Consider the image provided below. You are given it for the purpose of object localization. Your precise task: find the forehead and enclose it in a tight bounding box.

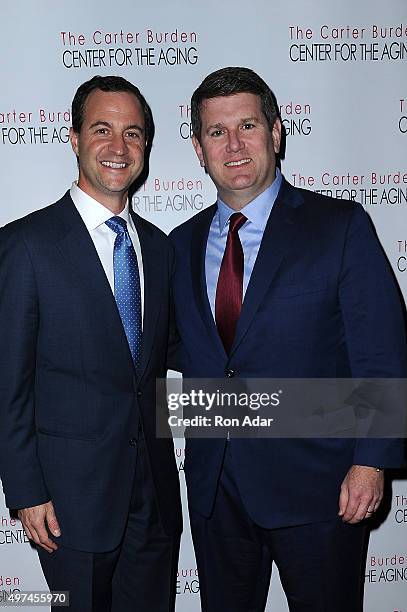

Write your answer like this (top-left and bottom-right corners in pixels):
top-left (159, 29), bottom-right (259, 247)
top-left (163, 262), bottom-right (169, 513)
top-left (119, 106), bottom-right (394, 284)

top-left (82, 89), bottom-right (144, 125)
top-left (200, 92), bottom-right (263, 125)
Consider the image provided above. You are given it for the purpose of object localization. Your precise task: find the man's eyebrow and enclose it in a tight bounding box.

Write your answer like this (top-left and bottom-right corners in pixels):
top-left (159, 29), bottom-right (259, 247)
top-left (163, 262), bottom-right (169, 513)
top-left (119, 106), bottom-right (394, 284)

top-left (124, 123), bottom-right (145, 133)
top-left (88, 120), bottom-right (111, 130)
top-left (206, 122), bottom-right (224, 132)
top-left (88, 120), bottom-right (144, 133)
top-left (205, 117), bottom-right (261, 132)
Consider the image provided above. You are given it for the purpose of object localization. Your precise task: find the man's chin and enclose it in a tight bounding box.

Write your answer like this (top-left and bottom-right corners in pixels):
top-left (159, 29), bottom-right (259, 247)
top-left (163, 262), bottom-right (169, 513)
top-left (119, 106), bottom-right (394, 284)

top-left (225, 180), bottom-right (256, 196)
top-left (98, 178), bottom-right (134, 196)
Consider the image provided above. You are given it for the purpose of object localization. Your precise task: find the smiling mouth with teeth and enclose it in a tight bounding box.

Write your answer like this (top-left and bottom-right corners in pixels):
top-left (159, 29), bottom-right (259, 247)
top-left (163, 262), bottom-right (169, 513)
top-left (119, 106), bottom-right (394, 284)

top-left (101, 161), bottom-right (128, 169)
top-left (224, 158), bottom-right (251, 167)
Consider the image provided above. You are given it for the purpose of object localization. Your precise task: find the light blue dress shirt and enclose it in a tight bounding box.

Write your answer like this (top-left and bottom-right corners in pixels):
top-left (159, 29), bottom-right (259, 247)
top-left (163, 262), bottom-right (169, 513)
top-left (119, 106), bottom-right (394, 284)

top-left (205, 169), bottom-right (283, 318)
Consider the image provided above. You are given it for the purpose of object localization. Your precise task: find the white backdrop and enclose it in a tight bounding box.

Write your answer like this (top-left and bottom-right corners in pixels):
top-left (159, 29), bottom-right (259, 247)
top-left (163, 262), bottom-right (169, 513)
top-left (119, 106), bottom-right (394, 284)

top-left (1, 1), bottom-right (406, 610)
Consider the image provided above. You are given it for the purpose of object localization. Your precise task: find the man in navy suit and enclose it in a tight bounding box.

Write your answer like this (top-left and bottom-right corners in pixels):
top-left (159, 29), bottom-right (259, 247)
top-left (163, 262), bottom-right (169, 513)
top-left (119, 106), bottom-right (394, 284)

top-left (0, 75), bottom-right (181, 612)
top-left (170, 67), bottom-right (406, 611)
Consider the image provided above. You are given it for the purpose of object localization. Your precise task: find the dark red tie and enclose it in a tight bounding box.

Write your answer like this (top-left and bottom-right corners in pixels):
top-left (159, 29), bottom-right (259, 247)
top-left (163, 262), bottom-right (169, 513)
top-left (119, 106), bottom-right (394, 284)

top-left (215, 212), bottom-right (247, 354)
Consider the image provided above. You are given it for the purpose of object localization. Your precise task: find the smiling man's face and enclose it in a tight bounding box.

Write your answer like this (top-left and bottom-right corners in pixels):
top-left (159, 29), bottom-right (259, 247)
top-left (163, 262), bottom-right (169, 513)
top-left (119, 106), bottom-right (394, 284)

top-left (192, 92), bottom-right (281, 210)
top-left (70, 89), bottom-right (146, 212)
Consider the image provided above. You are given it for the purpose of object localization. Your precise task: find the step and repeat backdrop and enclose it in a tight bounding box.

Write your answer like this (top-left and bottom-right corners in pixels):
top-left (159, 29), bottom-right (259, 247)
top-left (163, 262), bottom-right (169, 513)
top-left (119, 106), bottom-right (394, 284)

top-left (1, 1), bottom-right (406, 610)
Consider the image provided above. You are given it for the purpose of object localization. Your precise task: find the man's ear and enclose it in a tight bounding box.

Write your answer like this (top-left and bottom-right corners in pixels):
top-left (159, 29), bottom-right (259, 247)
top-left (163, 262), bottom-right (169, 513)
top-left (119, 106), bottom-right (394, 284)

top-left (272, 118), bottom-right (282, 154)
top-left (192, 134), bottom-right (205, 167)
top-left (69, 127), bottom-right (79, 156)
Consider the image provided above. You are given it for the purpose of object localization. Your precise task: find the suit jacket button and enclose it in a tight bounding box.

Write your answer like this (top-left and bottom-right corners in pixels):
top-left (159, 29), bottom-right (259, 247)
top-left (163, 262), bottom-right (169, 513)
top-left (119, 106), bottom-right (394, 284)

top-left (137, 391), bottom-right (142, 398)
top-left (129, 438), bottom-right (138, 447)
top-left (225, 369), bottom-right (235, 378)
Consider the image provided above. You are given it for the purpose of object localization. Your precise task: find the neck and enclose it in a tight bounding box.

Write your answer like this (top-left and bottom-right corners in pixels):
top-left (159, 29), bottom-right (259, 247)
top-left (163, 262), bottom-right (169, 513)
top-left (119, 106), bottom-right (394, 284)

top-left (101, 198), bottom-right (127, 215)
top-left (219, 175), bottom-right (276, 211)
top-left (220, 188), bottom-right (265, 211)
top-left (77, 181), bottom-right (128, 214)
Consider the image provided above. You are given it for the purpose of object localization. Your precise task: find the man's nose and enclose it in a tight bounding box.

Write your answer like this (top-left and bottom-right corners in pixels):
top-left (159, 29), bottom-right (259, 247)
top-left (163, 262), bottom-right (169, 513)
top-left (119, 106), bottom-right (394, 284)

top-left (109, 133), bottom-right (127, 155)
top-left (226, 130), bottom-right (244, 153)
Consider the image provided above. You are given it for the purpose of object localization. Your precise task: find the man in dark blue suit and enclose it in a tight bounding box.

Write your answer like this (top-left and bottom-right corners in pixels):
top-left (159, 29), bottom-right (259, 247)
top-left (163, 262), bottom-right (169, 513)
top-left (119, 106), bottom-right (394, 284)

top-left (170, 67), bottom-right (406, 611)
top-left (0, 75), bottom-right (181, 611)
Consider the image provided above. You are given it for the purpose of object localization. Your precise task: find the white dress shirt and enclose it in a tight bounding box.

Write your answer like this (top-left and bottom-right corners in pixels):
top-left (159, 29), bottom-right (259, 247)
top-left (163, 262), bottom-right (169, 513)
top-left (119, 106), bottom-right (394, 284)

top-left (70, 182), bottom-right (144, 325)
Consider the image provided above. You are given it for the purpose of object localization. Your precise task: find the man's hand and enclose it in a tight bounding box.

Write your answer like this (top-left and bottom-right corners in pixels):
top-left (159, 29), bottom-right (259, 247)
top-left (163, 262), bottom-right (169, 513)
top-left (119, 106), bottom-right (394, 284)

top-left (338, 465), bottom-right (384, 524)
top-left (18, 501), bottom-right (61, 553)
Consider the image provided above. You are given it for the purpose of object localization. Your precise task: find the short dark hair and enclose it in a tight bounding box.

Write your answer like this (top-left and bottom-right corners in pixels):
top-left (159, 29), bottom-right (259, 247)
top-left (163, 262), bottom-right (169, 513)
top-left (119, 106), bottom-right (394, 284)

top-left (191, 66), bottom-right (279, 142)
top-left (71, 75), bottom-right (153, 144)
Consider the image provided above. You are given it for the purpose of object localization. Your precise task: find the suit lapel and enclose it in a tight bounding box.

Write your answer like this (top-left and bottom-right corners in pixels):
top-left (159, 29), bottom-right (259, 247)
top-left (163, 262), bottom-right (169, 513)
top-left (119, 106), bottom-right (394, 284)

top-left (131, 211), bottom-right (162, 380)
top-left (54, 193), bottom-right (135, 371)
top-left (230, 180), bottom-right (304, 356)
top-left (191, 204), bottom-right (227, 358)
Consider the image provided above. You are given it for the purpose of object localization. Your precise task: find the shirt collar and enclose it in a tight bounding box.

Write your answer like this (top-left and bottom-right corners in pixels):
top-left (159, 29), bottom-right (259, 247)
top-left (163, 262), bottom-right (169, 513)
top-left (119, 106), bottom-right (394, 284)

top-left (70, 182), bottom-right (133, 231)
top-left (216, 168), bottom-right (283, 235)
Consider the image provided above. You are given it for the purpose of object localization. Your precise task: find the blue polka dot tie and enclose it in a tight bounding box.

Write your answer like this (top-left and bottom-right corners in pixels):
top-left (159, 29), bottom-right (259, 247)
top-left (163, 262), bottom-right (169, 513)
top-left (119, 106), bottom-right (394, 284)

top-left (105, 216), bottom-right (142, 367)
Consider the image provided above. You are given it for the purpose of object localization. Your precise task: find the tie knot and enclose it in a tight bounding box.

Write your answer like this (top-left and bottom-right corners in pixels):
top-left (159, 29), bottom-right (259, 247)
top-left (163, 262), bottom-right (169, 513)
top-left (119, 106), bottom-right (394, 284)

top-left (105, 216), bottom-right (128, 235)
top-left (228, 212), bottom-right (247, 234)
